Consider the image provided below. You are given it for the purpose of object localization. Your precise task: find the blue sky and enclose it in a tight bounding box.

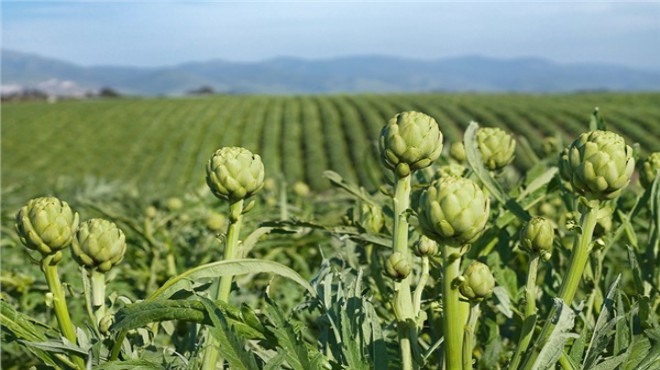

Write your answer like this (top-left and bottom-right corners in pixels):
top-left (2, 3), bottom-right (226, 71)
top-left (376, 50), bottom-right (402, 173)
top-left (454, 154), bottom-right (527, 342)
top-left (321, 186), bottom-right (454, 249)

top-left (2, 1), bottom-right (660, 70)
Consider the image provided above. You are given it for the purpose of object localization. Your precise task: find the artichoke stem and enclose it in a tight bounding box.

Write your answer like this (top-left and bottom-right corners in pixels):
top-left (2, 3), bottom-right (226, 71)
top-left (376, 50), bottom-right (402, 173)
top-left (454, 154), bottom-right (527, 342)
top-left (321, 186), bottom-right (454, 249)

top-left (413, 256), bottom-right (430, 318)
top-left (462, 303), bottom-right (480, 370)
top-left (42, 255), bottom-right (86, 370)
top-left (90, 269), bottom-right (107, 328)
top-left (391, 174), bottom-right (417, 370)
top-left (521, 203), bottom-right (599, 370)
top-left (443, 244), bottom-right (469, 370)
top-left (509, 254), bottom-right (540, 370)
top-left (203, 198), bottom-right (244, 370)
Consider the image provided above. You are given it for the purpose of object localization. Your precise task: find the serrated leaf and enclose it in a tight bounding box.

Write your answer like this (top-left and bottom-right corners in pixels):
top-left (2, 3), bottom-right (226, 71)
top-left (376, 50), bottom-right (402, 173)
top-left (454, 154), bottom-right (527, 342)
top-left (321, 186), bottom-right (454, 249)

top-left (492, 286), bottom-right (513, 319)
top-left (96, 359), bottom-right (164, 369)
top-left (532, 299), bottom-right (578, 370)
top-left (583, 275), bottom-right (622, 369)
top-left (589, 353), bottom-right (627, 370)
top-left (199, 296), bottom-right (260, 370)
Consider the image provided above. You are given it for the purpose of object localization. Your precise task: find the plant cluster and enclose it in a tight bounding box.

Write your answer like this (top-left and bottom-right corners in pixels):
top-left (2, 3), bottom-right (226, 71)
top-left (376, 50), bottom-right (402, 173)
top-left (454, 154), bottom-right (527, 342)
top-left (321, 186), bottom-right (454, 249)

top-left (2, 107), bottom-right (659, 370)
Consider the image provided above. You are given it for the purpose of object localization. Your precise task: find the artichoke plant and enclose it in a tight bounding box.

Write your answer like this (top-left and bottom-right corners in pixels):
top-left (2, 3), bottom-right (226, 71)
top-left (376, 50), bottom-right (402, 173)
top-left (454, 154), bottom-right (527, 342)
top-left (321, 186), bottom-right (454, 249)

top-left (476, 127), bottom-right (516, 170)
top-left (379, 111), bottom-right (443, 178)
top-left (418, 176), bottom-right (490, 245)
top-left (639, 152), bottom-right (660, 189)
top-left (459, 261), bottom-right (495, 301)
top-left (15, 197), bottom-right (79, 257)
top-left (206, 147), bottom-right (265, 202)
top-left (520, 217), bottom-right (554, 256)
top-left (72, 219), bottom-right (127, 272)
top-left (561, 130), bottom-right (635, 200)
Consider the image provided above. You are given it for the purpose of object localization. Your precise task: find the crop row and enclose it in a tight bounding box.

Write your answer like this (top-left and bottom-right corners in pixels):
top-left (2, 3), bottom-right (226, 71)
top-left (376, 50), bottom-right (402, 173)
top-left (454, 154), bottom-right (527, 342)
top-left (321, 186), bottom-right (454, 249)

top-left (3, 93), bottom-right (660, 198)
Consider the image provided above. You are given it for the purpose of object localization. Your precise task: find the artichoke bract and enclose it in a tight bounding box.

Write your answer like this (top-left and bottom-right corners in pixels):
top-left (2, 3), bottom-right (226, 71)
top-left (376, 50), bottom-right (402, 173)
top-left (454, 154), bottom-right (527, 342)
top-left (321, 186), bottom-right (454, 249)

top-left (562, 130), bottom-right (635, 200)
top-left (418, 177), bottom-right (490, 245)
top-left (476, 127), bottom-right (516, 170)
top-left (379, 111), bottom-right (443, 178)
top-left (520, 217), bottom-right (554, 255)
top-left (72, 219), bottom-right (127, 272)
top-left (206, 147), bottom-right (265, 202)
top-left (15, 197), bottom-right (79, 256)
top-left (639, 152), bottom-right (660, 189)
top-left (459, 261), bottom-right (495, 301)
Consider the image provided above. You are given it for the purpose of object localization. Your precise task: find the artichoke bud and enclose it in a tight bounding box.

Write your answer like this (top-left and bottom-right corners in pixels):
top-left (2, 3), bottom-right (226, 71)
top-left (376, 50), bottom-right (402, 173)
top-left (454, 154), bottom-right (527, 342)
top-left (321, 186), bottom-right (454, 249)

top-left (357, 203), bottom-right (384, 234)
top-left (436, 163), bottom-right (465, 180)
top-left (15, 197), bottom-right (79, 257)
top-left (206, 212), bottom-right (227, 232)
top-left (292, 181), bottom-right (310, 197)
top-left (565, 130), bottom-right (635, 200)
top-left (414, 235), bottom-right (438, 257)
top-left (639, 152), bottom-right (660, 189)
top-left (520, 217), bottom-right (555, 255)
top-left (542, 137), bottom-right (559, 157)
top-left (165, 197), bottom-right (183, 211)
top-left (449, 142), bottom-right (466, 162)
top-left (476, 127), bottom-right (516, 171)
top-left (385, 252), bottom-right (412, 281)
top-left (144, 206), bottom-right (157, 219)
top-left (459, 261), bottom-right (495, 301)
top-left (72, 219), bottom-right (127, 272)
top-left (206, 147), bottom-right (265, 202)
top-left (418, 177), bottom-right (490, 245)
top-left (379, 111), bottom-right (443, 178)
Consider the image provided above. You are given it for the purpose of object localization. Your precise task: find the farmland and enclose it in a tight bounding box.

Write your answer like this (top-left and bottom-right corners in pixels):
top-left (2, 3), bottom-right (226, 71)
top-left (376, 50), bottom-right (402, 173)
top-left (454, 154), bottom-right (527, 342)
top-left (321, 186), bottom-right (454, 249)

top-left (3, 93), bottom-right (660, 199)
top-left (1, 93), bottom-right (659, 370)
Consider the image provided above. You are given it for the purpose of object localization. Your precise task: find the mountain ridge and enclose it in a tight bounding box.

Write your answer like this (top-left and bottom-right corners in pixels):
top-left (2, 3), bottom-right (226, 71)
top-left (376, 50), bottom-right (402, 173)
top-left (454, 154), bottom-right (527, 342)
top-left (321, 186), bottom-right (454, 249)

top-left (3, 49), bottom-right (660, 95)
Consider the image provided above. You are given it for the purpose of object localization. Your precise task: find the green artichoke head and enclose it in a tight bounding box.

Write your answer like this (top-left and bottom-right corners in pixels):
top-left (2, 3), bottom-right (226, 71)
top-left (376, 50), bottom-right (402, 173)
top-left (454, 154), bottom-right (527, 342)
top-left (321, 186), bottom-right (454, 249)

top-left (292, 181), bottom-right (310, 197)
top-left (435, 163), bottom-right (466, 180)
top-left (379, 111), bottom-right (443, 178)
top-left (15, 197), bottom-right (79, 256)
top-left (520, 217), bottom-right (554, 256)
top-left (165, 197), bottom-right (183, 211)
top-left (459, 261), bottom-right (495, 301)
top-left (565, 130), bottom-right (635, 200)
top-left (414, 235), bottom-right (438, 257)
top-left (476, 127), bottom-right (516, 171)
top-left (449, 142), bottom-right (466, 162)
top-left (418, 177), bottom-right (490, 245)
top-left (72, 219), bottom-right (127, 272)
top-left (639, 152), bottom-right (660, 189)
top-left (542, 137), bottom-right (559, 157)
top-left (206, 147), bottom-right (265, 202)
top-left (384, 251), bottom-right (412, 281)
top-left (206, 212), bottom-right (227, 232)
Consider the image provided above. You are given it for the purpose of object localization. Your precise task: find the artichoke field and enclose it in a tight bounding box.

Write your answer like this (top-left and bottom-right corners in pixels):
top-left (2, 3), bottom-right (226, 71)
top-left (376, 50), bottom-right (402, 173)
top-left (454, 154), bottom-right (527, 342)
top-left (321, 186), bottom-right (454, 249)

top-left (1, 103), bottom-right (659, 370)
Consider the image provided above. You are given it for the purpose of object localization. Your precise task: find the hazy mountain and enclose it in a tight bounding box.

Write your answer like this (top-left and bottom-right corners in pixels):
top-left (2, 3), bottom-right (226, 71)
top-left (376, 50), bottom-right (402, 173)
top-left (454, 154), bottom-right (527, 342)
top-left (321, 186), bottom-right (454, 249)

top-left (3, 49), bottom-right (660, 95)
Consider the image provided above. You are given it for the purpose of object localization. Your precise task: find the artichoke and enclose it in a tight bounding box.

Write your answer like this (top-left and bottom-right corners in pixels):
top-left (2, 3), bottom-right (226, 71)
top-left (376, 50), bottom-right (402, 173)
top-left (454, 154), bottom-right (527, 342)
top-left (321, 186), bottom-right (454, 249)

top-left (435, 163), bottom-right (465, 180)
top-left (418, 177), bottom-right (490, 245)
top-left (206, 212), bottom-right (227, 232)
top-left (459, 261), bottom-right (495, 301)
top-left (476, 127), bottom-right (516, 170)
top-left (561, 130), bottom-right (635, 200)
top-left (379, 111), bottom-right (443, 178)
top-left (72, 219), bottom-right (127, 272)
top-left (206, 147), bottom-right (265, 202)
top-left (384, 252), bottom-right (412, 280)
top-left (639, 152), bottom-right (660, 189)
top-left (15, 197), bottom-right (79, 257)
top-left (449, 142), bottom-right (466, 162)
top-left (520, 217), bottom-right (554, 255)
top-left (414, 235), bottom-right (438, 257)
top-left (292, 181), bottom-right (310, 197)
top-left (165, 197), bottom-right (183, 211)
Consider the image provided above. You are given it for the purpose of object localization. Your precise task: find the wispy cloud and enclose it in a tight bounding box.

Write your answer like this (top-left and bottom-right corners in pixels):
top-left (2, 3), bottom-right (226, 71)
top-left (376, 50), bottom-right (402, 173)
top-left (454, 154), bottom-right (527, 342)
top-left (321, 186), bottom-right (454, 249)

top-left (2, 2), bottom-right (659, 69)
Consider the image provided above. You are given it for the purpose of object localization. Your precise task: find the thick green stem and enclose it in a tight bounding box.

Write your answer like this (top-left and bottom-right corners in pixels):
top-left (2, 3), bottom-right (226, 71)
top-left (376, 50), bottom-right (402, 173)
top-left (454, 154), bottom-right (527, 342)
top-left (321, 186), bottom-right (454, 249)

top-left (391, 175), bottom-right (417, 370)
top-left (42, 256), bottom-right (86, 370)
top-left (443, 244), bottom-right (468, 370)
top-left (413, 256), bottom-right (430, 318)
top-left (202, 199), bottom-right (244, 370)
top-left (509, 254), bottom-right (540, 370)
top-left (462, 303), bottom-right (480, 370)
top-left (90, 269), bottom-right (107, 325)
top-left (521, 202), bottom-right (600, 370)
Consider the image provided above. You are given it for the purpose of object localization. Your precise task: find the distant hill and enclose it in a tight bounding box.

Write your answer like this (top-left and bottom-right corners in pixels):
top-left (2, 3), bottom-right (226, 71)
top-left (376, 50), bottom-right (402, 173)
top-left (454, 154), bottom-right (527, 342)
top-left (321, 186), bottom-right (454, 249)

top-left (3, 49), bottom-right (660, 95)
